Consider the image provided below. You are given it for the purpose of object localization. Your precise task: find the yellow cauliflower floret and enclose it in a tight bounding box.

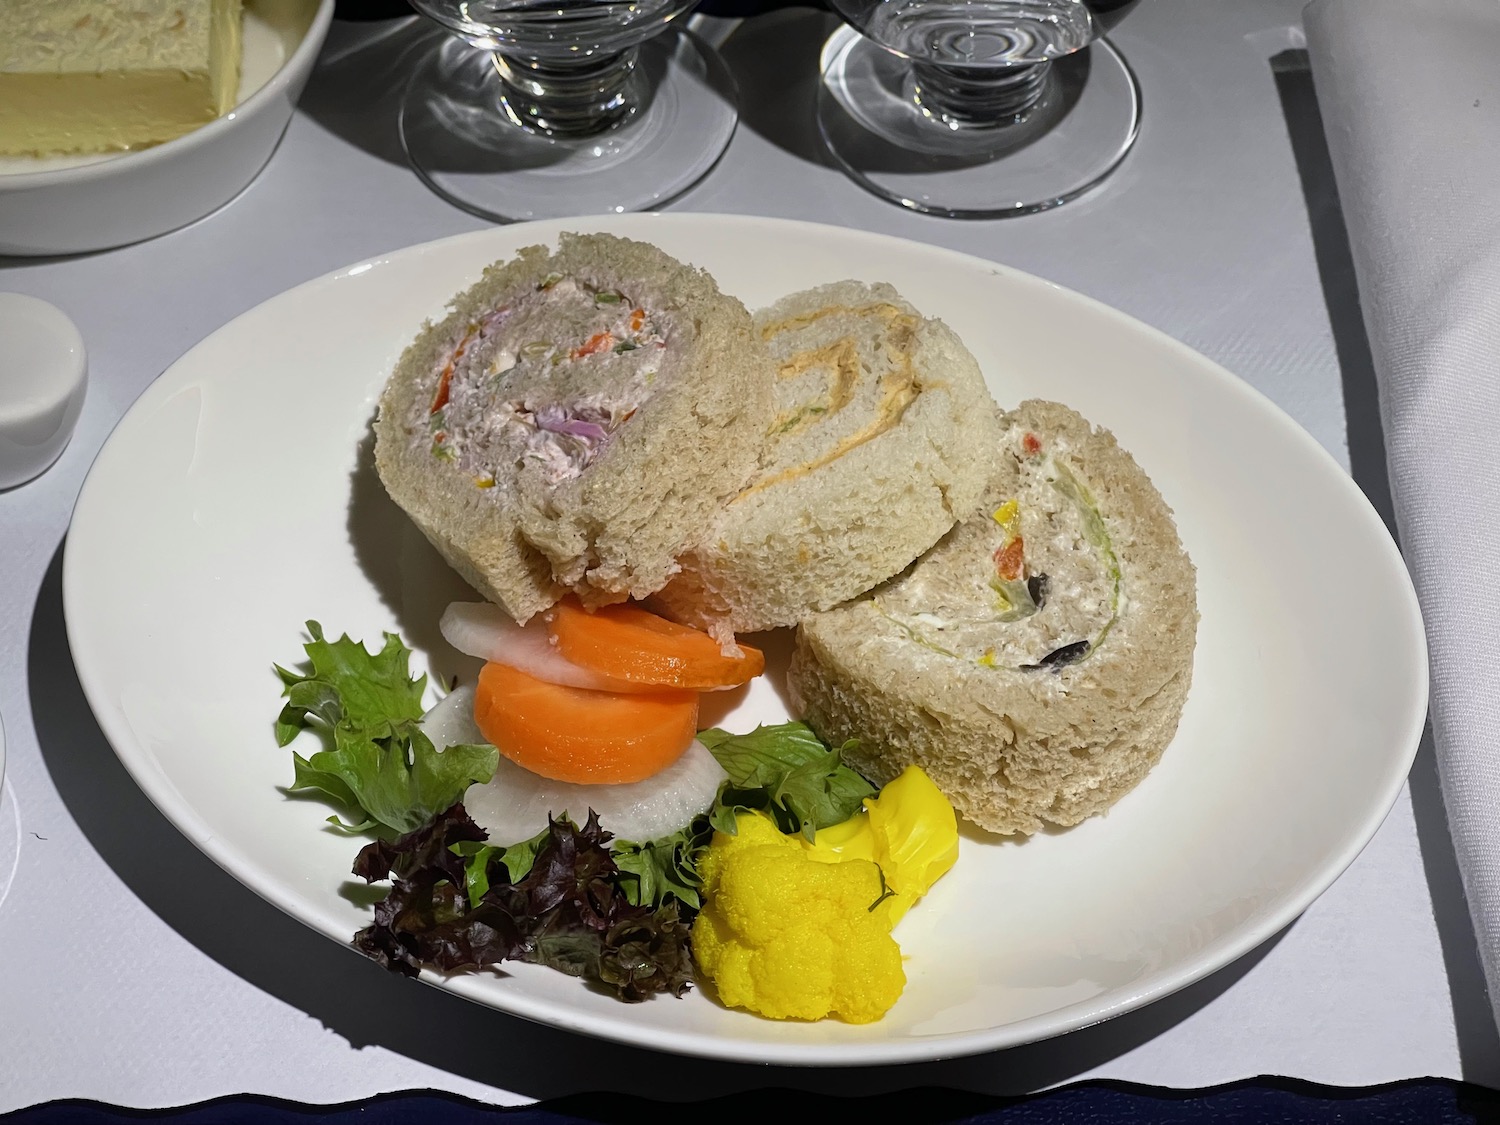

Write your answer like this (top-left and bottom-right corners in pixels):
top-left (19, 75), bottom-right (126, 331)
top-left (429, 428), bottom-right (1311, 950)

top-left (692, 812), bottom-right (905, 1023)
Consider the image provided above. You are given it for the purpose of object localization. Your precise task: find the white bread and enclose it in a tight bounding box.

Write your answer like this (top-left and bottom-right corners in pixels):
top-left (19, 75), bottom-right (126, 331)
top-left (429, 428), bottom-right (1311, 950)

top-left (652, 281), bottom-right (1004, 637)
top-left (373, 233), bottom-right (775, 622)
top-left (788, 399), bottom-right (1197, 836)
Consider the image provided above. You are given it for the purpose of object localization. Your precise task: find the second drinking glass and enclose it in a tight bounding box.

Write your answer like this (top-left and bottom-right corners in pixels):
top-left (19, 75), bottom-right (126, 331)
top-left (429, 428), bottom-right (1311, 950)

top-left (818, 0), bottom-right (1141, 218)
top-left (401, 0), bottom-right (737, 223)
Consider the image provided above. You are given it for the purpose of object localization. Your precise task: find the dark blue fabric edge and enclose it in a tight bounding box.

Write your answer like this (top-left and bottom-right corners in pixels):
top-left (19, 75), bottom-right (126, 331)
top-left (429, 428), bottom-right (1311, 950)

top-left (6, 1077), bottom-right (1500, 1125)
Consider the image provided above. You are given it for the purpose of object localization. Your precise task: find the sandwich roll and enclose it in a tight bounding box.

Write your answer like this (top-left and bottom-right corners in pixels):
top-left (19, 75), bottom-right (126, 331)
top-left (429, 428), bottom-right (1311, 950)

top-left (374, 233), bottom-right (775, 622)
top-left (653, 280), bottom-right (1004, 638)
top-left (788, 400), bottom-right (1198, 836)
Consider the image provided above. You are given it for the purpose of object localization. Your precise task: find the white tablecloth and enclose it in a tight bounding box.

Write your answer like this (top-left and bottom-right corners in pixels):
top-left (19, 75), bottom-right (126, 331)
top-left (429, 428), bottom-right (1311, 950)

top-left (1305, 0), bottom-right (1500, 1047)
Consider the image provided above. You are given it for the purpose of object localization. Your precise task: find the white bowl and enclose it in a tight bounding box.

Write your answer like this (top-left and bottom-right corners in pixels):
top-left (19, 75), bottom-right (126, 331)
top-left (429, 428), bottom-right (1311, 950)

top-left (0, 0), bottom-right (334, 257)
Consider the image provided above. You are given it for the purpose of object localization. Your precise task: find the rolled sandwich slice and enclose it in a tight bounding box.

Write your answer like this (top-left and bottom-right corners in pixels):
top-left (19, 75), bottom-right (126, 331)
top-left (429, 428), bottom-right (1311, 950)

top-left (374, 233), bottom-right (775, 623)
top-left (653, 280), bottom-right (1004, 638)
top-left (788, 400), bottom-right (1198, 836)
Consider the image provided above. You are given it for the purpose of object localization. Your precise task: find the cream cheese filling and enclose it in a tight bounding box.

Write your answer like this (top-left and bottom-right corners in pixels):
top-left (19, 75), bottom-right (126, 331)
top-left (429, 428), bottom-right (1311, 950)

top-left (876, 430), bottom-right (1122, 671)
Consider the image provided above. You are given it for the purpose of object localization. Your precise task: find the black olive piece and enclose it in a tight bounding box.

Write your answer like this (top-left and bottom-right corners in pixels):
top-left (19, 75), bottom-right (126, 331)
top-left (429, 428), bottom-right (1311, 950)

top-left (1026, 573), bottom-right (1050, 610)
top-left (1022, 639), bottom-right (1090, 672)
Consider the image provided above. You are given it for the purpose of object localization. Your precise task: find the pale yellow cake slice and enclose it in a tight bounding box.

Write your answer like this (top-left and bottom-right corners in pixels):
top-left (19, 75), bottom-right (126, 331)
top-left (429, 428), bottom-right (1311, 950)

top-left (0, 0), bottom-right (243, 155)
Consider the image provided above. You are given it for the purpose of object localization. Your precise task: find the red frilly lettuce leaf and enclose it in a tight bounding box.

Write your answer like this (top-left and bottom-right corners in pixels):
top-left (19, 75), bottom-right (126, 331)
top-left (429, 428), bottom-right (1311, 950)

top-left (352, 804), bottom-right (693, 1001)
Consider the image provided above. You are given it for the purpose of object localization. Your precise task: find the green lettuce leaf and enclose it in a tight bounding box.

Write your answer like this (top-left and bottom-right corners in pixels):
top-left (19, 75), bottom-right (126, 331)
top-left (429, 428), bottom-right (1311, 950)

top-left (611, 814), bottom-right (713, 910)
top-left (275, 622), bottom-right (498, 835)
top-left (453, 828), bottom-right (551, 908)
top-left (275, 621), bottom-right (426, 740)
top-left (699, 722), bottom-right (875, 841)
top-left (455, 815), bottom-right (710, 913)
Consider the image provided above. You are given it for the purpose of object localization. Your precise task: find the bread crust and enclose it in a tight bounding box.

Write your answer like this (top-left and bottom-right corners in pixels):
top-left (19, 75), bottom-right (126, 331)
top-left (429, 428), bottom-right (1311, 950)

top-left (653, 281), bottom-right (1004, 636)
top-left (788, 400), bottom-right (1198, 835)
top-left (373, 233), bottom-right (774, 621)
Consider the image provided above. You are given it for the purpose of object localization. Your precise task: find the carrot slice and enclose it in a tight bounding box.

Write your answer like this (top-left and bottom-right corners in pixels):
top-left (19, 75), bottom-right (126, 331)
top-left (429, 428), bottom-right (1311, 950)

top-left (546, 599), bottom-right (765, 690)
top-left (473, 661), bottom-right (699, 785)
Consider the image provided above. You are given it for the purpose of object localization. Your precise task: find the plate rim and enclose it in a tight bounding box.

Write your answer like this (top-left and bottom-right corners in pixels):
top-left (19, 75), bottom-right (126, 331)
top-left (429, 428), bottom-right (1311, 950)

top-left (61, 212), bottom-right (1430, 1065)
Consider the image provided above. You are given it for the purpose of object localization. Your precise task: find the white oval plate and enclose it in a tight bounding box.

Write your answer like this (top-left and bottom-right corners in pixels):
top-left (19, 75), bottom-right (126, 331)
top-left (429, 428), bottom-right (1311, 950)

top-left (63, 214), bottom-right (1427, 1066)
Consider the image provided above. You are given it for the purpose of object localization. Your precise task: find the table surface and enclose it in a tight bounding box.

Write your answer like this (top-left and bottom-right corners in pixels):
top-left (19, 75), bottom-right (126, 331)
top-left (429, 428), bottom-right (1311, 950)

top-left (1, 0), bottom-right (1494, 1111)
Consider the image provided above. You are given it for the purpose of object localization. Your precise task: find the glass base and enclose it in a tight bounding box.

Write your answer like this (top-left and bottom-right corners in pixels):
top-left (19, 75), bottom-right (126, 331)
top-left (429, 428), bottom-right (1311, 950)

top-left (817, 24), bottom-right (1140, 219)
top-left (400, 27), bottom-right (737, 223)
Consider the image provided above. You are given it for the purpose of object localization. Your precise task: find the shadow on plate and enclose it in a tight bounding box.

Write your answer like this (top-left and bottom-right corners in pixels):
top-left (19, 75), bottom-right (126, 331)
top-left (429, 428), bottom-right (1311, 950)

top-left (32, 539), bottom-right (1284, 1101)
top-left (345, 416), bottom-right (485, 689)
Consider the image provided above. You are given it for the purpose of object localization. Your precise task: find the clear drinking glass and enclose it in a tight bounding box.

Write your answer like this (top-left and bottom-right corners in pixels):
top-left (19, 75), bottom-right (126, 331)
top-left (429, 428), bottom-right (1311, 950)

top-left (817, 0), bottom-right (1141, 217)
top-left (400, 0), bottom-right (737, 223)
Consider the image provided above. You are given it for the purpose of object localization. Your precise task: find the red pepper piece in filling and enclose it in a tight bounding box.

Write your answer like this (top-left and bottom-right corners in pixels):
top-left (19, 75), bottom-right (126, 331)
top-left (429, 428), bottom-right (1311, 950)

top-left (430, 366), bottom-right (453, 414)
top-left (571, 331), bottom-right (614, 359)
top-left (994, 537), bottom-right (1026, 581)
top-left (1022, 432), bottom-right (1042, 455)
top-left (430, 327), bottom-right (477, 415)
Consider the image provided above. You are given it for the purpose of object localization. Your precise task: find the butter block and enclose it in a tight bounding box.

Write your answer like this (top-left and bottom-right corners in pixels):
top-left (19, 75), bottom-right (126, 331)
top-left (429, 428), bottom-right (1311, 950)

top-left (0, 0), bottom-right (244, 156)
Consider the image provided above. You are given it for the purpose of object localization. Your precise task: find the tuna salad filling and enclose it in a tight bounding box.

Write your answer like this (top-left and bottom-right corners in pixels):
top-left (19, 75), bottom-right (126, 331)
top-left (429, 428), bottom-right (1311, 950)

top-left (408, 276), bottom-right (670, 487)
top-left (876, 424), bottom-right (1123, 672)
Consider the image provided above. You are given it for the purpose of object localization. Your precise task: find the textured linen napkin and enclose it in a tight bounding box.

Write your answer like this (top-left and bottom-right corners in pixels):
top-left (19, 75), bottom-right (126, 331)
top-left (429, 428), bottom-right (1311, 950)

top-left (1304, 0), bottom-right (1500, 1027)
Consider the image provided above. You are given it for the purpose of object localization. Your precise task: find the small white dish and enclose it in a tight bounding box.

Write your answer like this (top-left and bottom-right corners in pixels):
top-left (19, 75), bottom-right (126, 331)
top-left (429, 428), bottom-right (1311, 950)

top-left (0, 0), bottom-right (333, 257)
top-left (0, 293), bottom-right (87, 489)
top-left (63, 215), bottom-right (1428, 1065)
